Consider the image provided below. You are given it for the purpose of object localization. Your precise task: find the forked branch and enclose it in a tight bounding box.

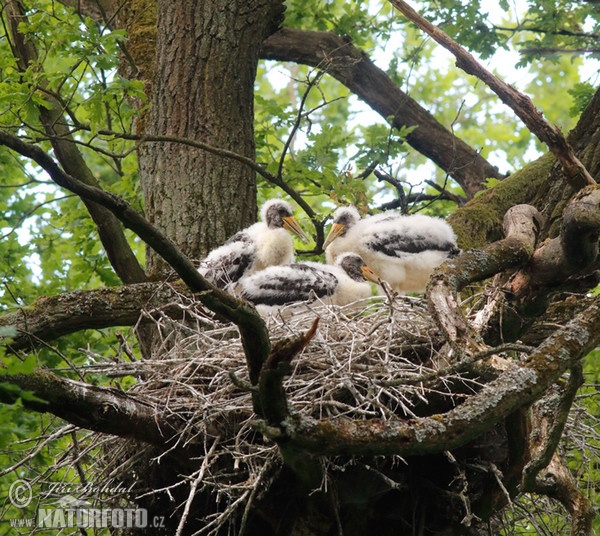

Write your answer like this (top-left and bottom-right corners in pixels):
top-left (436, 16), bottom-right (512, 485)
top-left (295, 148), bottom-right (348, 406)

top-left (389, 0), bottom-right (596, 189)
top-left (0, 130), bottom-right (271, 386)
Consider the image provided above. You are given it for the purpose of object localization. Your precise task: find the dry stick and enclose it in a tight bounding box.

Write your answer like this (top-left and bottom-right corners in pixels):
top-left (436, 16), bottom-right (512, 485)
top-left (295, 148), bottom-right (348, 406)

top-left (389, 0), bottom-right (596, 189)
top-left (0, 425), bottom-right (77, 477)
top-left (175, 437), bottom-right (220, 536)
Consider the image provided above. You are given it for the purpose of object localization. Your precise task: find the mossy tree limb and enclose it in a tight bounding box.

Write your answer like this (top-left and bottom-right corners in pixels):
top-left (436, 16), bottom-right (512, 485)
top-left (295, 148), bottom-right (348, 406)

top-left (1, 370), bottom-right (182, 446)
top-left (264, 298), bottom-right (600, 458)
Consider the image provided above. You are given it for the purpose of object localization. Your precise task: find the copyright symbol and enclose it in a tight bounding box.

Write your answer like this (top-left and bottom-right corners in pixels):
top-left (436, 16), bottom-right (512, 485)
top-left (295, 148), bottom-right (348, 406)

top-left (9, 479), bottom-right (32, 508)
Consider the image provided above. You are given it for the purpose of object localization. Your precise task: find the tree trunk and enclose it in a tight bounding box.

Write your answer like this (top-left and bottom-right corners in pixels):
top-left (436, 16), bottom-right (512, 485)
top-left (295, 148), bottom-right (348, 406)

top-left (137, 0), bottom-right (285, 277)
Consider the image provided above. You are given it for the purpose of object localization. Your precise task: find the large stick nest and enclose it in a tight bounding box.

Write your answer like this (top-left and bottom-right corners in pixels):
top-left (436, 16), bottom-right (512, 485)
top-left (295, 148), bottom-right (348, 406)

top-left (89, 293), bottom-right (498, 531)
top-left (23, 290), bottom-right (596, 535)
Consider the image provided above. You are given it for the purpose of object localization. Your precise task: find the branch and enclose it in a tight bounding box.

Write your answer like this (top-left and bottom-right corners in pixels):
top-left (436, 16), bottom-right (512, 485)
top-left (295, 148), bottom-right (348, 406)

top-left (427, 204), bottom-right (543, 346)
top-left (0, 370), bottom-right (181, 446)
top-left (528, 453), bottom-right (595, 536)
top-left (497, 185), bottom-right (600, 306)
top-left (257, 318), bottom-right (319, 424)
top-left (0, 281), bottom-right (188, 353)
top-left (389, 0), bottom-right (596, 190)
top-left (261, 28), bottom-right (504, 198)
top-left (0, 130), bottom-right (271, 385)
top-left (261, 297), bottom-right (600, 457)
top-left (523, 365), bottom-right (584, 489)
top-left (2, 0), bottom-right (146, 284)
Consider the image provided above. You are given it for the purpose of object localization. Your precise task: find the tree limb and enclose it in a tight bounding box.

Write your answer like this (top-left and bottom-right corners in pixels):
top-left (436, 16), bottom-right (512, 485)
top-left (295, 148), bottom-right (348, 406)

top-left (258, 318), bottom-right (319, 424)
top-left (523, 365), bottom-right (584, 489)
top-left (2, 0), bottom-right (146, 285)
top-left (389, 0), bottom-right (596, 189)
top-left (261, 28), bottom-right (504, 199)
top-left (0, 281), bottom-right (189, 353)
top-left (0, 370), bottom-right (181, 446)
top-left (523, 185), bottom-right (600, 289)
top-left (0, 130), bottom-right (271, 386)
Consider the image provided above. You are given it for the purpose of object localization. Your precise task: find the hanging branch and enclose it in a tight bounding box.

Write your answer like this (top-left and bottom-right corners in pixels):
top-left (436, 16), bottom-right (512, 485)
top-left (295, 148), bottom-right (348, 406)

top-left (276, 70), bottom-right (325, 179)
top-left (388, 0), bottom-right (596, 189)
top-left (2, 0), bottom-right (147, 284)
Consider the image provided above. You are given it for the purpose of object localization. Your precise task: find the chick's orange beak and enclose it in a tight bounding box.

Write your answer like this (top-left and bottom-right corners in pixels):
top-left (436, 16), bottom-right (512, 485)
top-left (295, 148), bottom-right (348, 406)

top-left (322, 223), bottom-right (346, 250)
top-left (360, 265), bottom-right (380, 284)
top-left (283, 216), bottom-right (310, 244)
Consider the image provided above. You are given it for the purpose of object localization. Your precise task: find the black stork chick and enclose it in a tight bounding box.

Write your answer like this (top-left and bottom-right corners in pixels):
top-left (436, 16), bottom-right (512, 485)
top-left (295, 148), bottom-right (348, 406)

top-left (236, 253), bottom-right (378, 310)
top-left (199, 199), bottom-right (309, 289)
top-left (323, 205), bottom-right (460, 293)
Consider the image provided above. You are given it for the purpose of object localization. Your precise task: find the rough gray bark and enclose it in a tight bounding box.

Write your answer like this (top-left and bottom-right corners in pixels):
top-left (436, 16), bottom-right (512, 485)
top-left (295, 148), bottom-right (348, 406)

top-left (1, 370), bottom-right (181, 446)
top-left (137, 0), bottom-right (285, 277)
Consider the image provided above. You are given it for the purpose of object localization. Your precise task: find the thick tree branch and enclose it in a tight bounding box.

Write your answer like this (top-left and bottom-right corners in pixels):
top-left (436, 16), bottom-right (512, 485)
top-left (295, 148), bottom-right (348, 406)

top-left (525, 185), bottom-right (600, 287)
top-left (389, 0), bottom-right (596, 189)
top-left (523, 365), bottom-right (584, 489)
top-left (0, 282), bottom-right (188, 353)
top-left (261, 28), bottom-right (504, 199)
top-left (1, 370), bottom-right (181, 446)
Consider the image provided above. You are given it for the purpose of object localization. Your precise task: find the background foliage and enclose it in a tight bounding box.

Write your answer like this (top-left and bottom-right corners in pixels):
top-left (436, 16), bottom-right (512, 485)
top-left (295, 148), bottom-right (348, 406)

top-left (0, 0), bottom-right (598, 533)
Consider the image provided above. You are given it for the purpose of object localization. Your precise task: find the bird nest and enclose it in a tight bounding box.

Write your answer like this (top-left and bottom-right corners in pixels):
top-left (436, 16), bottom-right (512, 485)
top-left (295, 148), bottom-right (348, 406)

top-left (7, 289), bottom-right (598, 535)
top-left (87, 291), bottom-right (493, 533)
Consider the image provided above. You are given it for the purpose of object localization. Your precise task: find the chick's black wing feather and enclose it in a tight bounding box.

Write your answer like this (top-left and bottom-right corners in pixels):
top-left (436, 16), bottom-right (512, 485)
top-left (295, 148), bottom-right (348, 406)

top-left (241, 264), bottom-right (339, 306)
top-left (368, 233), bottom-right (457, 257)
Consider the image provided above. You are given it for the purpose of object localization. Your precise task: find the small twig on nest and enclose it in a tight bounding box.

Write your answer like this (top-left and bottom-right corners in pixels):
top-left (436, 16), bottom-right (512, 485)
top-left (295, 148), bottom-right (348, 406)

top-left (445, 451), bottom-right (480, 527)
top-left (175, 437), bottom-right (220, 536)
top-left (489, 462), bottom-right (514, 509)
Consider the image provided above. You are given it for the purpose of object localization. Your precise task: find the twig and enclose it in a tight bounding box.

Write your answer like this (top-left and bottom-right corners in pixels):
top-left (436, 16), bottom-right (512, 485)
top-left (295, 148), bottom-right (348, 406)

top-left (175, 437), bottom-right (220, 536)
top-left (0, 425), bottom-right (77, 477)
top-left (389, 0), bottom-right (596, 189)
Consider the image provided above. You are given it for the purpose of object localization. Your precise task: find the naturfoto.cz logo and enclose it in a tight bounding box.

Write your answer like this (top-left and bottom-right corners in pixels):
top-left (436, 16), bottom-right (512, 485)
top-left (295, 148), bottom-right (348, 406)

top-left (7, 479), bottom-right (165, 530)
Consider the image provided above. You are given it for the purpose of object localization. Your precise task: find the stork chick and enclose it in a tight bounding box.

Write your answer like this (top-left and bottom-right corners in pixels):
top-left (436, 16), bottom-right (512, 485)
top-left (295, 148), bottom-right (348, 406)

top-left (236, 253), bottom-right (377, 310)
top-left (199, 199), bottom-right (309, 289)
top-left (323, 205), bottom-right (460, 293)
